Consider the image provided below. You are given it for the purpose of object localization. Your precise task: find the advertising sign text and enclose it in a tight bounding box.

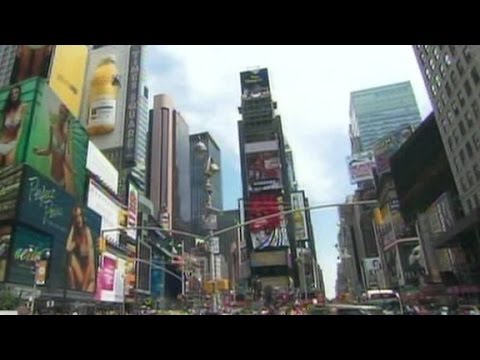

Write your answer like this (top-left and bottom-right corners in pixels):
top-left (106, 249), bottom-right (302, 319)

top-left (346, 151), bottom-right (375, 184)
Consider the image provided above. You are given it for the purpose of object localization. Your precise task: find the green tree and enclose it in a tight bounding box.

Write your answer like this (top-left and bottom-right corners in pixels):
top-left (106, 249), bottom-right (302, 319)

top-left (0, 289), bottom-right (21, 310)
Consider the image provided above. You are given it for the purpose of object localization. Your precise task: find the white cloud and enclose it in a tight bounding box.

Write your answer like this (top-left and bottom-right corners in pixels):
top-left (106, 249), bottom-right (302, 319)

top-left (146, 45), bottom-right (432, 297)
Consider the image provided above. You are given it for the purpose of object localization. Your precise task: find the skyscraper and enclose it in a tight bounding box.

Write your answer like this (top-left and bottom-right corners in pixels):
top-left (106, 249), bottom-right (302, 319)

top-left (190, 132), bottom-right (223, 236)
top-left (413, 45), bottom-right (480, 215)
top-left (350, 82), bottom-right (422, 153)
top-left (148, 94), bottom-right (191, 233)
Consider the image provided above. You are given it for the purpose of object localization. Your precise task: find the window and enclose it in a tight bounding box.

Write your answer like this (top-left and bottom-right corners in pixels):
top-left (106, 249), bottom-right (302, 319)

top-left (425, 45), bottom-right (431, 52)
top-left (445, 82), bottom-right (452, 97)
top-left (437, 101), bottom-right (443, 113)
top-left (448, 45), bottom-right (456, 54)
top-left (420, 52), bottom-right (426, 65)
top-left (430, 84), bottom-right (437, 96)
top-left (466, 111), bottom-right (474, 128)
top-left (456, 60), bottom-right (465, 76)
top-left (466, 141), bottom-right (474, 159)
top-left (451, 71), bottom-right (457, 86)
top-left (464, 79), bottom-right (473, 97)
top-left (434, 46), bottom-right (441, 60)
top-left (445, 53), bottom-right (452, 66)
top-left (454, 157), bottom-right (461, 172)
top-left (448, 137), bottom-right (454, 151)
top-left (474, 194), bottom-right (480, 209)
top-left (473, 133), bottom-right (480, 150)
top-left (458, 90), bottom-right (466, 107)
top-left (459, 120), bottom-right (466, 136)
top-left (467, 198), bottom-right (473, 212)
top-left (426, 67), bottom-right (431, 79)
top-left (460, 177), bottom-right (468, 193)
top-left (447, 110), bottom-right (453, 123)
top-left (460, 149), bottom-right (466, 165)
top-left (467, 171), bottom-right (475, 187)
top-left (473, 101), bottom-right (480, 119)
top-left (440, 63), bottom-right (446, 76)
top-left (474, 164), bottom-right (480, 181)
top-left (434, 74), bottom-right (441, 87)
top-left (463, 46), bottom-right (472, 64)
top-left (453, 128), bottom-right (460, 144)
top-left (471, 66), bottom-right (480, 85)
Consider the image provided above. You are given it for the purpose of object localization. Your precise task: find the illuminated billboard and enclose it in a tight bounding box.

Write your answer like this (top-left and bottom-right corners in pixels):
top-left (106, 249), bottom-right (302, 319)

top-left (374, 124), bottom-right (415, 176)
top-left (240, 68), bottom-right (270, 100)
top-left (80, 45), bottom-right (130, 150)
top-left (246, 151), bottom-right (282, 193)
top-left (398, 241), bottom-right (426, 287)
top-left (126, 183), bottom-right (139, 240)
top-left (250, 250), bottom-right (289, 267)
top-left (86, 140), bottom-right (119, 194)
top-left (346, 151), bottom-right (375, 184)
top-left (49, 45), bottom-right (89, 117)
top-left (291, 192), bottom-right (308, 241)
top-left (95, 252), bottom-right (125, 303)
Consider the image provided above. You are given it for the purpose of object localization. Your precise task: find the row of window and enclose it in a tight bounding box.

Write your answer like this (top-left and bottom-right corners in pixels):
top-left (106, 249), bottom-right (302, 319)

top-left (453, 129), bottom-right (480, 172)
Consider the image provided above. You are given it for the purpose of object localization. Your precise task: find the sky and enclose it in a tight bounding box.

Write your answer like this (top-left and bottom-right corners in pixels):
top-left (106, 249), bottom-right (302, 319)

top-left (145, 45), bottom-right (432, 299)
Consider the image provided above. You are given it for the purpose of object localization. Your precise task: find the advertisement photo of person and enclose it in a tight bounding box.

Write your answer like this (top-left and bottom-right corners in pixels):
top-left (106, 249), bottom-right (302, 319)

top-left (10, 45), bottom-right (54, 84)
top-left (33, 103), bottom-right (75, 194)
top-left (0, 86), bottom-right (27, 166)
top-left (65, 206), bottom-right (96, 292)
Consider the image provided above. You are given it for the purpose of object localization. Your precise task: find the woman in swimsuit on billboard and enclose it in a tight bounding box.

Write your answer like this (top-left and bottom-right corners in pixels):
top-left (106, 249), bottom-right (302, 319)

top-left (0, 86), bottom-right (27, 166)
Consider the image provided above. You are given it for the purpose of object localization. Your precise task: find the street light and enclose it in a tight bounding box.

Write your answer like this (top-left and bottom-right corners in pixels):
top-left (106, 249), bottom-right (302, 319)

top-left (28, 245), bottom-right (50, 315)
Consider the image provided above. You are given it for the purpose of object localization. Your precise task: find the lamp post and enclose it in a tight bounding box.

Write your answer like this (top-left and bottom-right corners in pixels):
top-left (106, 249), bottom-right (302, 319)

top-left (28, 246), bottom-right (50, 315)
top-left (195, 139), bottom-right (221, 313)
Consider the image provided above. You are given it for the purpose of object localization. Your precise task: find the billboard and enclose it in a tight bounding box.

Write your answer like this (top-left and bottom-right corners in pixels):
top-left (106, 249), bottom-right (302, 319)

top-left (24, 82), bottom-right (88, 200)
top-left (291, 192), bottom-right (308, 241)
top-left (398, 241), bottom-right (426, 287)
top-left (49, 45), bottom-right (89, 117)
top-left (95, 252), bottom-right (125, 303)
top-left (87, 180), bottom-right (121, 246)
top-left (86, 141), bottom-right (119, 193)
top-left (80, 45), bottom-right (130, 150)
top-left (9, 45), bottom-right (54, 84)
top-left (16, 166), bottom-right (101, 292)
top-left (7, 225), bottom-right (52, 286)
top-left (0, 226), bottom-right (12, 282)
top-left (362, 257), bottom-right (382, 289)
top-left (240, 68), bottom-right (270, 100)
top-left (374, 124), bottom-right (415, 176)
top-left (122, 45), bottom-right (142, 168)
top-left (246, 151), bottom-right (282, 193)
top-left (251, 226), bottom-right (289, 250)
top-left (250, 250), bottom-right (289, 267)
top-left (346, 151), bottom-right (375, 184)
top-left (245, 140), bottom-right (278, 154)
top-left (126, 183), bottom-right (139, 240)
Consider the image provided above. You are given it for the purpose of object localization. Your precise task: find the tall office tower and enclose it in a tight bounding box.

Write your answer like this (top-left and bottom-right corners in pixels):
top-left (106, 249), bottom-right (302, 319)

top-left (80, 45), bottom-right (149, 197)
top-left (413, 45), bottom-right (480, 215)
top-left (350, 82), bottom-right (422, 153)
top-left (0, 45), bottom-right (17, 88)
top-left (148, 94), bottom-right (191, 233)
top-left (237, 68), bottom-right (298, 290)
top-left (190, 132), bottom-right (223, 237)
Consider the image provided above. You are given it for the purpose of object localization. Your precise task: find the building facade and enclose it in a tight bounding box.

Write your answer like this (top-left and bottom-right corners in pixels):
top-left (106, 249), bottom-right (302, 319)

top-left (190, 132), bottom-right (223, 237)
top-left (413, 45), bottom-right (480, 215)
top-left (350, 82), bottom-right (422, 153)
top-left (0, 45), bottom-right (17, 88)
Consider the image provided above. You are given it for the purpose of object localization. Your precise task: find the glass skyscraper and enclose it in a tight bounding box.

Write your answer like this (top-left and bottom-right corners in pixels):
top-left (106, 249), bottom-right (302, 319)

top-left (350, 81), bottom-right (422, 153)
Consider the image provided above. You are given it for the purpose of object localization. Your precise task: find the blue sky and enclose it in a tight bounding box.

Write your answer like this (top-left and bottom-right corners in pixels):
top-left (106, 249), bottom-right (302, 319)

top-left (145, 45), bottom-right (432, 299)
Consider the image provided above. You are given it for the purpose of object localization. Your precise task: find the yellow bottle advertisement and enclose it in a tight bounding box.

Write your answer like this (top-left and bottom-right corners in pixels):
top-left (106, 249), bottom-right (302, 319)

top-left (49, 45), bottom-right (88, 118)
top-left (87, 56), bottom-right (121, 135)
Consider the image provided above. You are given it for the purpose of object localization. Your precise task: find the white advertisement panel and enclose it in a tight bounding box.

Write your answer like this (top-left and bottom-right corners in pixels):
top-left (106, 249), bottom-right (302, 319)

top-left (127, 183), bottom-right (139, 240)
top-left (245, 140), bottom-right (279, 154)
top-left (95, 253), bottom-right (126, 303)
top-left (87, 180), bottom-right (121, 246)
top-left (86, 141), bottom-right (119, 194)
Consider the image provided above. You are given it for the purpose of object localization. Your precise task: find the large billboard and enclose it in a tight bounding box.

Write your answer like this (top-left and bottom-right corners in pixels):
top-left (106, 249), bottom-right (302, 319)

top-left (122, 45), bottom-right (142, 168)
top-left (398, 241), bottom-right (426, 287)
top-left (95, 252), bottom-right (125, 303)
top-left (240, 68), bottom-right (270, 100)
top-left (49, 45), bottom-right (89, 117)
top-left (80, 45), bottom-right (130, 151)
top-left (87, 180), bottom-right (121, 246)
top-left (7, 225), bottom-right (52, 286)
top-left (9, 45), bottom-right (54, 84)
top-left (291, 192), bottom-right (308, 241)
top-left (251, 226), bottom-right (289, 250)
top-left (86, 141), bottom-right (119, 194)
top-left (362, 257), bottom-right (383, 289)
top-left (246, 151), bottom-right (282, 193)
top-left (346, 151), bottom-right (375, 184)
top-left (374, 124), bottom-right (415, 176)
top-left (16, 166), bottom-right (101, 293)
top-left (250, 250), bottom-right (289, 267)
top-left (24, 81), bottom-right (88, 200)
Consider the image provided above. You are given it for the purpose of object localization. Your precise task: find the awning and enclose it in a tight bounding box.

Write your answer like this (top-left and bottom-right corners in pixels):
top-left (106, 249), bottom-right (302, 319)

top-left (434, 209), bottom-right (480, 249)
